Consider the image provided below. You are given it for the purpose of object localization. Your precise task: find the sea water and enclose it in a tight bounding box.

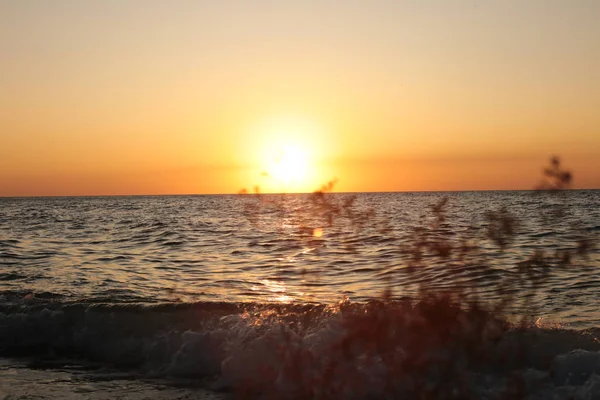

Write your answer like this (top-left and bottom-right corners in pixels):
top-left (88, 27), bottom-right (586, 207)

top-left (1, 191), bottom-right (599, 398)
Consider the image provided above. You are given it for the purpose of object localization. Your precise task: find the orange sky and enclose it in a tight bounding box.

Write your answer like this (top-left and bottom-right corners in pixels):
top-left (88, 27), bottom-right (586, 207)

top-left (1, 1), bottom-right (599, 196)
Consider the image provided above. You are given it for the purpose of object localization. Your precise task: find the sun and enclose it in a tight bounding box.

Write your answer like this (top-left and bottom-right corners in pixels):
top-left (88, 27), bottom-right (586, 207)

top-left (244, 115), bottom-right (332, 193)
top-left (267, 144), bottom-right (309, 184)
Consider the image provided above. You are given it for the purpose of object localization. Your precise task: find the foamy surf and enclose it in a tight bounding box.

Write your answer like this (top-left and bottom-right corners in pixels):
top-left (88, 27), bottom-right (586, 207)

top-left (3, 298), bottom-right (600, 399)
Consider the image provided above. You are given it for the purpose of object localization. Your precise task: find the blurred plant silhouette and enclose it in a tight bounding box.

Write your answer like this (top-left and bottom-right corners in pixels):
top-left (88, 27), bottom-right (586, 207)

top-left (537, 156), bottom-right (573, 191)
top-left (233, 156), bottom-right (596, 399)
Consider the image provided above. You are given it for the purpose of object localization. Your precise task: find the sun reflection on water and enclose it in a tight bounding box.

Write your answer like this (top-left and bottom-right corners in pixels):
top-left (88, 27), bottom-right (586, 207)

top-left (251, 279), bottom-right (297, 303)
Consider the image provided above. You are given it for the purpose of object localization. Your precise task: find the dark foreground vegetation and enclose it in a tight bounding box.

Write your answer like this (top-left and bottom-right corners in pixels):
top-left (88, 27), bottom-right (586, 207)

top-left (231, 157), bottom-right (597, 399)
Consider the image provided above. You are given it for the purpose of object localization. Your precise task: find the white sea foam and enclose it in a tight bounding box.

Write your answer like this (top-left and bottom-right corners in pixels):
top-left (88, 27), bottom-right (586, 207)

top-left (5, 300), bottom-right (600, 398)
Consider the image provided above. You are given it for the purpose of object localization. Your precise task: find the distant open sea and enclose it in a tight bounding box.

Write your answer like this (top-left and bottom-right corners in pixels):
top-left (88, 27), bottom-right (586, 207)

top-left (1, 191), bottom-right (600, 399)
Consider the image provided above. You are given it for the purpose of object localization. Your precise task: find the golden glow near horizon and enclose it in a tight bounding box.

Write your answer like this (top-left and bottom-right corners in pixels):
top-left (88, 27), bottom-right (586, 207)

top-left (1, 1), bottom-right (600, 196)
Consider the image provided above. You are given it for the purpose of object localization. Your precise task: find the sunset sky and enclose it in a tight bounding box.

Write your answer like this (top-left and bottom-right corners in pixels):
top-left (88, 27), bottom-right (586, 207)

top-left (1, 1), bottom-right (599, 196)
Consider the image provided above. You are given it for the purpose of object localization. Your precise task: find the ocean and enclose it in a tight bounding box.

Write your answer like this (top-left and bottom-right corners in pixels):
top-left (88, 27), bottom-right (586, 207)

top-left (1, 190), bottom-right (599, 399)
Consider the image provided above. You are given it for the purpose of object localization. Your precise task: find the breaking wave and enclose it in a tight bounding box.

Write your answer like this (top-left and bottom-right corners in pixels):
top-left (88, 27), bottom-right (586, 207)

top-left (3, 298), bottom-right (600, 399)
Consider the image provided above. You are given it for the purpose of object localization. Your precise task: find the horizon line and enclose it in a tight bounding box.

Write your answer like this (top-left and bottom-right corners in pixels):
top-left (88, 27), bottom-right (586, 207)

top-left (1, 187), bottom-right (598, 199)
